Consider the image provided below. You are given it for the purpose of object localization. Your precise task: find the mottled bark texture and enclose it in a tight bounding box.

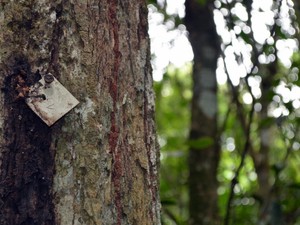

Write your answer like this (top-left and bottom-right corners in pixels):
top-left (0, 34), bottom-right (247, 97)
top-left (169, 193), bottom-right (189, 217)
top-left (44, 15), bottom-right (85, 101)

top-left (0, 1), bottom-right (160, 225)
top-left (185, 1), bottom-right (220, 224)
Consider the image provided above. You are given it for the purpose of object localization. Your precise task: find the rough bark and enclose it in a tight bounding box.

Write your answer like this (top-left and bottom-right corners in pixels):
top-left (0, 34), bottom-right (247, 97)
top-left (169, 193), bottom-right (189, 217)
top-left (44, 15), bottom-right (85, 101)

top-left (0, 1), bottom-right (160, 225)
top-left (184, 0), bottom-right (220, 224)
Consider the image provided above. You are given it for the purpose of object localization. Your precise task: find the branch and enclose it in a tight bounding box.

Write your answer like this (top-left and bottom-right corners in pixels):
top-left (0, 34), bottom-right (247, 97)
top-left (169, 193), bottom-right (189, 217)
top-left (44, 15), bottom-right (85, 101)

top-left (219, 1), bottom-right (284, 224)
top-left (223, 102), bottom-right (255, 225)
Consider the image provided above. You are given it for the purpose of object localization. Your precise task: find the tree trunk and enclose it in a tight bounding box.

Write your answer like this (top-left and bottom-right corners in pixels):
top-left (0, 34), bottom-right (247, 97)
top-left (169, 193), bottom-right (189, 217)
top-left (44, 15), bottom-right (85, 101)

top-left (0, 1), bottom-right (160, 225)
top-left (184, 1), bottom-right (220, 224)
top-left (252, 62), bottom-right (276, 223)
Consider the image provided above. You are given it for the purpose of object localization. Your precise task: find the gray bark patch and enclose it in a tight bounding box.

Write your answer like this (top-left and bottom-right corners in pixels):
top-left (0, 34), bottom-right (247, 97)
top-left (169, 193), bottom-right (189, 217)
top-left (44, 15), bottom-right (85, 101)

top-left (198, 91), bottom-right (217, 118)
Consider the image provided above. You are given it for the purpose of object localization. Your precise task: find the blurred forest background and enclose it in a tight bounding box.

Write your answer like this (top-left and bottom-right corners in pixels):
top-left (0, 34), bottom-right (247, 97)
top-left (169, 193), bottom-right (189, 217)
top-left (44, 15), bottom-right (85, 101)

top-left (147, 0), bottom-right (300, 224)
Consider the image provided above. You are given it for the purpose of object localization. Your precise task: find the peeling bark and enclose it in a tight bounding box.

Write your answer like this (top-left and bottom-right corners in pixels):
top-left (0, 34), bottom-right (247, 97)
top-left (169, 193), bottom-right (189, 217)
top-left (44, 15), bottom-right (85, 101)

top-left (0, 1), bottom-right (160, 225)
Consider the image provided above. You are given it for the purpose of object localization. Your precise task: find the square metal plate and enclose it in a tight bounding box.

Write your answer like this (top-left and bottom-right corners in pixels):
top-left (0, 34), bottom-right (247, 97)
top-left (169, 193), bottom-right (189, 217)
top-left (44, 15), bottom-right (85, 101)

top-left (26, 75), bottom-right (79, 126)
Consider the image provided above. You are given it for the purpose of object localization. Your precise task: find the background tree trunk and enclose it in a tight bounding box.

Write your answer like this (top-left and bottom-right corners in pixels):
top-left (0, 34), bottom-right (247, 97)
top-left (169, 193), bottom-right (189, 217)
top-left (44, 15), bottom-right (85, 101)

top-left (0, 1), bottom-right (160, 225)
top-left (251, 62), bottom-right (278, 224)
top-left (184, 0), bottom-right (221, 224)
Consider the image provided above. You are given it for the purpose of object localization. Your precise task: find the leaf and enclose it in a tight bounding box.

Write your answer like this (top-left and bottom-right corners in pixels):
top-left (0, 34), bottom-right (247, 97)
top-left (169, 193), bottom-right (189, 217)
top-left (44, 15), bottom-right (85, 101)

top-left (240, 31), bottom-right (252, 44)
top-left (186, 137), bottom-right (214, 149)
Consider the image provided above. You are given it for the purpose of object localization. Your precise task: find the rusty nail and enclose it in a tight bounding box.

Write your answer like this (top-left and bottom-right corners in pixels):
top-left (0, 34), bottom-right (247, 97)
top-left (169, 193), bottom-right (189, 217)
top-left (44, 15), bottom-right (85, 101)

top-left (44, 73), bottom-right (54, 84)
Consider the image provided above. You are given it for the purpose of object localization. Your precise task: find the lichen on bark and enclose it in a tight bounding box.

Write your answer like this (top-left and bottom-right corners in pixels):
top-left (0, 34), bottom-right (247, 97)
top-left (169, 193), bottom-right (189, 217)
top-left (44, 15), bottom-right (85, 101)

top-left (0, 1), bottom-right (160, 225)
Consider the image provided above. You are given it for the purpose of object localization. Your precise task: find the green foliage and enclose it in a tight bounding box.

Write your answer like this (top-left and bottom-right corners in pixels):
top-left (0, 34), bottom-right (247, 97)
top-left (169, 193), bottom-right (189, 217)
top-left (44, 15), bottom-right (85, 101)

top-left (155, 65), bottom-right (192, 224)
top-left (147, 0), bottom-right (157, 4)
top-left (186, 137), bottom-right (214, 149)
top-left (151, 0), bottom-right (300, 224)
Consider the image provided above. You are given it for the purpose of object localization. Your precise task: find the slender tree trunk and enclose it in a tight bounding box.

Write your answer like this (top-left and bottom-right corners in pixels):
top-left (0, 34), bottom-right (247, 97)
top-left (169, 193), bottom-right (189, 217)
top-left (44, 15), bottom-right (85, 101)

top-left (251, 62), bottom-right (277, 223)
top-left (0, 1), bottom-right (160, 225)
top-left (184, 1), bottom-right (220, 224)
